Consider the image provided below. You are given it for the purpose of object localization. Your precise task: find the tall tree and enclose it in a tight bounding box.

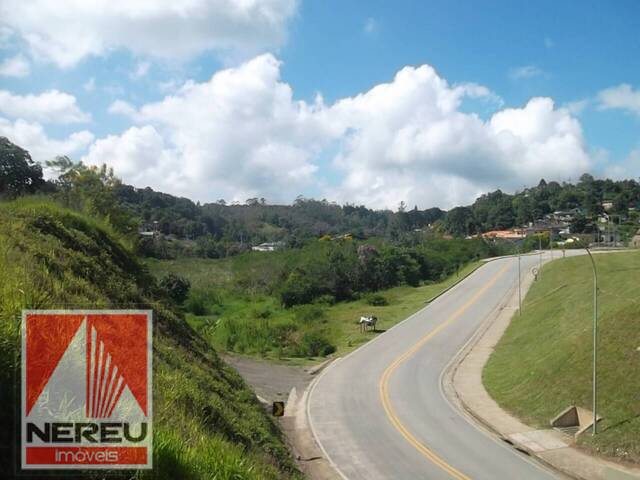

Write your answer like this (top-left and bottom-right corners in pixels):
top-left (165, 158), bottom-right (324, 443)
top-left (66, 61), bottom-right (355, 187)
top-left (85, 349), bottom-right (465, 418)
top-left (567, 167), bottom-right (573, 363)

top-left (0, 137), bottom-right (45, 198)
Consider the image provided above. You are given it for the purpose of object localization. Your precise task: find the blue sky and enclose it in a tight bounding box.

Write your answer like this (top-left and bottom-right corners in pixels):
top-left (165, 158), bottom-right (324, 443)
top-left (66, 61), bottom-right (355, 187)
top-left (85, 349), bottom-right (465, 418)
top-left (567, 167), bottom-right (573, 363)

top-left (0, 0), bottom-right (639, 208)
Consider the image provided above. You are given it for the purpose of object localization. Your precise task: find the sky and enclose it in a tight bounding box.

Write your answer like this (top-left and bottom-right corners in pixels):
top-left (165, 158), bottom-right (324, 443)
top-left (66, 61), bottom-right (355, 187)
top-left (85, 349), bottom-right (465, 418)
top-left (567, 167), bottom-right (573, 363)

top-left (0, 0), bottom-right (639, 209)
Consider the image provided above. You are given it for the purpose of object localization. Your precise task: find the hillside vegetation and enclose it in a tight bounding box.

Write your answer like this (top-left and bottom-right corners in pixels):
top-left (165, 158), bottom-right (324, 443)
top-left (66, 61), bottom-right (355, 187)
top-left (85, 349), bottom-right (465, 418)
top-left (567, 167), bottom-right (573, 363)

top-left (484, 251), bottom-right (640, 464)
top-left (146, 236), bottom-right (491, 361)
top-left (149, 256), bottom-right (482, 362)
top-left (0, 198), bottom-right (301, 479)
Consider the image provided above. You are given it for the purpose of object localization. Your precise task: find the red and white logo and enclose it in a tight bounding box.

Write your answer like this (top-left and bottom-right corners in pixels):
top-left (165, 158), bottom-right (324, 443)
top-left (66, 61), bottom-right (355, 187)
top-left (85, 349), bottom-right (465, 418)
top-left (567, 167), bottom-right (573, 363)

top-left (21, 310), bottom-right (153, 470)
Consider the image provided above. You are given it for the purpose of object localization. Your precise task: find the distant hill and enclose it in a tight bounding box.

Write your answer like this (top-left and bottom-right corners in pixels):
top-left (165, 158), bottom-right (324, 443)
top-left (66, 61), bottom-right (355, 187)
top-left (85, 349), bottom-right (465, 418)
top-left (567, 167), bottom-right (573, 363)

top-left (1, 136), bottom-right (639, 256)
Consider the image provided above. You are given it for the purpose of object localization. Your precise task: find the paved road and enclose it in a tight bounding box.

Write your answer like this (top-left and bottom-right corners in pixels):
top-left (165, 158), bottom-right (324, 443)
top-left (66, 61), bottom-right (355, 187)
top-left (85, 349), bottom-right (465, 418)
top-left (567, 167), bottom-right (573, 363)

top-left (308, 253), bottom-right (561, 480)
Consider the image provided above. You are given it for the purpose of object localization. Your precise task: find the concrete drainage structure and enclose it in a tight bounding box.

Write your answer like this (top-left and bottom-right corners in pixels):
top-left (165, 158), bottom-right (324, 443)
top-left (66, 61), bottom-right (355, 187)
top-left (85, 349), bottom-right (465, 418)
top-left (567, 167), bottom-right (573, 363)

top-left (551, 405), bottom-right (603, 438)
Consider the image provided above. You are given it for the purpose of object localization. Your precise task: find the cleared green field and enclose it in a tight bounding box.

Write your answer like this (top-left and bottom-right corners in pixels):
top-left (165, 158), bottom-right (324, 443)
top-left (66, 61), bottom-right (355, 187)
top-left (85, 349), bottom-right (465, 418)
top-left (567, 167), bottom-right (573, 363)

top-left (484, 251), bottom-right (640, 464)
top-left (147, 256), bottom-right (481, 364)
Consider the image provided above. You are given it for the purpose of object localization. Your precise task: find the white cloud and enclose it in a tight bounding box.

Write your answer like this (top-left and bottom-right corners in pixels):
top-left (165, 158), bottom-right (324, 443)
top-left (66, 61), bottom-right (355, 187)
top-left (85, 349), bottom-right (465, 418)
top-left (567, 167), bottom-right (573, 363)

top-left (83, 77), bottom-right (96, 92)
top-left (0, 0), bottom-right (298, 68)
top-left (509, 65), bottom-right (545, 80)
top-left (82, 55), bottom-right (592, 208)
top-left (597, 84), bottom-right (640, 115)
top-left (0, 53), bottom-right (30, 77)
top-left (0, 89), bottom-right (90, 124)
top-left (84, 54), bottom-right (325, 202)
top-left (564, 99), bottom-right (589, 115)
top-left (325, 66), bottom-right (590, 208)
top-left (0, 117), bottom-right (93, 163)
top-left (108, 100), bottom-right (136, 117)
top-left (82, 126), bottom-right (172, 181)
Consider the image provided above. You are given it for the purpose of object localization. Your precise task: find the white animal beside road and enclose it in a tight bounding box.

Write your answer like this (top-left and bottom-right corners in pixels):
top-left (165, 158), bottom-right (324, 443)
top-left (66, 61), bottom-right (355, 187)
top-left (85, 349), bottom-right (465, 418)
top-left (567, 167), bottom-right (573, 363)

top-left (359, 315), bottom-right (377, 332)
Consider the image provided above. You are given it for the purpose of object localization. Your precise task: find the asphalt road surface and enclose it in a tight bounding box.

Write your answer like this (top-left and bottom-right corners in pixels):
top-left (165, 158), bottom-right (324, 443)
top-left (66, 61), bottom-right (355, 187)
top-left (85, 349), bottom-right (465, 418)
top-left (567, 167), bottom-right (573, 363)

top-left (308, 254), bottom-right (562, 480)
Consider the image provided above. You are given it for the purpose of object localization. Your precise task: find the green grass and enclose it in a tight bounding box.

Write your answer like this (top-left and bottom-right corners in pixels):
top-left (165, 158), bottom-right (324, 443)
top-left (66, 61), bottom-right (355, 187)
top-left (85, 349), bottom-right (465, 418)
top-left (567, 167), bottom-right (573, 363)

top-left (0, 198), bottom-right (301, 479)
top-left (484, 251), bottom-right (640, 464)
top-left (148, 256), bottom-right (481, 364)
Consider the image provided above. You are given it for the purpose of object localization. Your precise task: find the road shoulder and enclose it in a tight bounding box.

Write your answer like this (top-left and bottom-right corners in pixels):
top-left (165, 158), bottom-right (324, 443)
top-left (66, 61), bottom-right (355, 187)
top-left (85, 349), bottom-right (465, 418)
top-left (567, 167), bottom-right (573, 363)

top-left (444, 255), bottom-right (640, 480)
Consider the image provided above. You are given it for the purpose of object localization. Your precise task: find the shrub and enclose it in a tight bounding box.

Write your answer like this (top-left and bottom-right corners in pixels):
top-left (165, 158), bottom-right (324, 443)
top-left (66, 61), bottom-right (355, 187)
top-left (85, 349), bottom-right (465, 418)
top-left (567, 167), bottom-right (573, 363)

top-left (252, 306), bottom-right (273, 319)
top-left (185, 289), bottom-right (211, 315)
top-left (294, 304), bottom-right (325, 323)
top-left (279, 270), bottom-right (317, 307)
top-left (365, 293), bottom-right (389, 306)
top-left (297, 331), bottom-right (336, 357)
top-left (160, 273), bottom-right (191, 304)
top-left (313, 294), bottom-right (335, 305)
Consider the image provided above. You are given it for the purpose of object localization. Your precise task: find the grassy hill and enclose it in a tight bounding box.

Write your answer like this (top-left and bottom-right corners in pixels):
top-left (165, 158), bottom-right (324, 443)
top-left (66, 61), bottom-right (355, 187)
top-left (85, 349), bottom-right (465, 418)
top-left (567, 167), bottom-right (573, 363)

top-left (0, 198), bottom-right (301, 479)
top-left (484, 251), bottom-right (640, 464)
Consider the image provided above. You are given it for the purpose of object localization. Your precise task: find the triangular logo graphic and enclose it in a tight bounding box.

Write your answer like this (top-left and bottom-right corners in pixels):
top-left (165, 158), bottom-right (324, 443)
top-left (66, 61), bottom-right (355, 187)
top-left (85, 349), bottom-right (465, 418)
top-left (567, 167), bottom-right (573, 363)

top-left (22, 310), bottom-right (153, 470)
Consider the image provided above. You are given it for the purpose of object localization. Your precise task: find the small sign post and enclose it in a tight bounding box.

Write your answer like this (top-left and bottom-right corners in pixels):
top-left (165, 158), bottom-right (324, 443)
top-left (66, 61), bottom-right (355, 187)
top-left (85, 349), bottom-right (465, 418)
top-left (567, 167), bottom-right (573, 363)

top-left (272, 401), bottom-right (284, 417)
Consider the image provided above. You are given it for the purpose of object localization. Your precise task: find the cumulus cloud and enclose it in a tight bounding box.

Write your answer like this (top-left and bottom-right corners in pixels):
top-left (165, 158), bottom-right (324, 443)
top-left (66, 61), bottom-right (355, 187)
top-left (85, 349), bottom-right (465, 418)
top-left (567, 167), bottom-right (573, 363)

top-left (0, 0), bottom-right (298, 68)
top-left (0, 89), bottom-right (90, 124)
top-left (598, 84), bottom-right (640, 115)
top-left (108, 100), bottom-right (136, 117)
top-left (0, 117), bottom-right (93, 163)
top-left (84, 54), bottom-right (326, 202)
top-left (0, 53), bottom-right (30, 77)
top-left (82, 55), bottom-right (591, 208)
top-left (325, 65), bottom-right (590, 208)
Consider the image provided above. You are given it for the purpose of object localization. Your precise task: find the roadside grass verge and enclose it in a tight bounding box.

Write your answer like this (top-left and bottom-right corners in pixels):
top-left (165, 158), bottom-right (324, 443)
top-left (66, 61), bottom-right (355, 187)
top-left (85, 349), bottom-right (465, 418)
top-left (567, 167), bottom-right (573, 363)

top-left (0, 198), bottom-right (301, 479)
top-left (483, 251), bottom-right (640, 464)
top-left (148, 258), bottom-right (482, 364)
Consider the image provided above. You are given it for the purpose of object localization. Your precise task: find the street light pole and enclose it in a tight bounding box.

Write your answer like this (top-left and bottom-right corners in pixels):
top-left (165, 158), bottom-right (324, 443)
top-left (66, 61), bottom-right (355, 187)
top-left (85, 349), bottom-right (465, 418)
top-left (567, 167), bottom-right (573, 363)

top-left (584, 247), bottom-right (598, 435)
top-left (538, 235), bottom-right (542, 277)
top-left (518, 246), bottom-right (522, 316)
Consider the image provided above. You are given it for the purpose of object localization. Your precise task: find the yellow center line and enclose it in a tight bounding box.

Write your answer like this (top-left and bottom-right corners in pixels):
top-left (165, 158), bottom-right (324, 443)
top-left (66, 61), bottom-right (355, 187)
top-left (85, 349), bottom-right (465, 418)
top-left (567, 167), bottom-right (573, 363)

top-left (379, 261), bottom-right (512, 480)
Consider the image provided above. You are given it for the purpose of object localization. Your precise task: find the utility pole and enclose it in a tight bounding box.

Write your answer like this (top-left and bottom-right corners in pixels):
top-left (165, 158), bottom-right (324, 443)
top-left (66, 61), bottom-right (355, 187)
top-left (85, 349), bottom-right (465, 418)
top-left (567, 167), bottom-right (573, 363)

top-left (538, 234), bottom-right (542, 277)
top-left (518, 247), bottom-right (522, 316)
top-left (584, 247), bottom-right (599, 434)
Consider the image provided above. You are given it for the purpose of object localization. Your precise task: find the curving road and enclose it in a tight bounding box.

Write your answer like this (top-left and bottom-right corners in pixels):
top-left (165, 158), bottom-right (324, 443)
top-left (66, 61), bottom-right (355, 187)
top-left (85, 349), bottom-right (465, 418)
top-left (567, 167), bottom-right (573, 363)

top-left (308, 254), bottom-right (562, 480)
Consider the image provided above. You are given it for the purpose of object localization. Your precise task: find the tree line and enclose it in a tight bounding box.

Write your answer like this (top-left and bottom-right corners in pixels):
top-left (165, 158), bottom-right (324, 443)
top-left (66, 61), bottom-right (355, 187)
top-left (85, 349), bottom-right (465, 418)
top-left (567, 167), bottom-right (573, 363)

top-left (2, 137), bottom-right (639, 257)
top-left (441, 177), bottom-right (640, 236)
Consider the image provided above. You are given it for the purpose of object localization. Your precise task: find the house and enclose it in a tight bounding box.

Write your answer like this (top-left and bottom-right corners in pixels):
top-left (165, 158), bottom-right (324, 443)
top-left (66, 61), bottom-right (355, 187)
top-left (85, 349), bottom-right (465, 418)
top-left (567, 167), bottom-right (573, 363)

top-left (481, 229), bottom-right (526, 240)
top-left (601, 200), bottom-right (614, 211)
top-left (549, 208), bottom-right (581, 222)
top-left (251, 241), bottom-right (284, 252)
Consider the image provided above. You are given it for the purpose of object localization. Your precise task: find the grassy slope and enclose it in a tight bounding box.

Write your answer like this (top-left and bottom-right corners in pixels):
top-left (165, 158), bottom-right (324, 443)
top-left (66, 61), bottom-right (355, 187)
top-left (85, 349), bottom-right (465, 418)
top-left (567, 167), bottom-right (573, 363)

top-left (0, 198), bottom-right (301, 479)
top-left (484, 251), bottom-right (640, 464)
top-left (147, 256), bottom-right (481, 364)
